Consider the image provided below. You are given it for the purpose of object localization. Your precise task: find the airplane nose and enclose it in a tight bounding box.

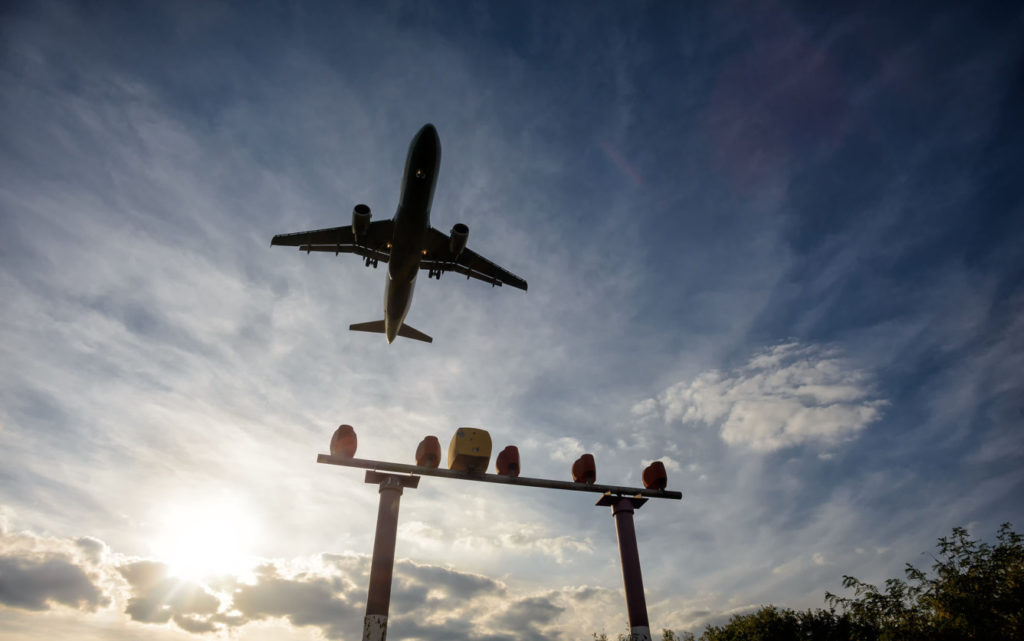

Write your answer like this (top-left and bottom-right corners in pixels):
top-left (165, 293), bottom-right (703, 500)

top-left (417, 123), bottom-right (439, 148)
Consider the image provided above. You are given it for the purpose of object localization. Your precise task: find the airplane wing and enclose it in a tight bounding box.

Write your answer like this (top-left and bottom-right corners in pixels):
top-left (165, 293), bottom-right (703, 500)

top-left (271, 220), bottom-right (394, 264)
top-left (421, 227), bottom-right (528, 291)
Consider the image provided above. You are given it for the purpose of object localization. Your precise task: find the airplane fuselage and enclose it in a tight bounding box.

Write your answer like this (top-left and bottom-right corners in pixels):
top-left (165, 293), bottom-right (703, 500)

top-left (383, 124), bottom-right (441, 343)
top-left (271, 122), bottom-right (526, 343)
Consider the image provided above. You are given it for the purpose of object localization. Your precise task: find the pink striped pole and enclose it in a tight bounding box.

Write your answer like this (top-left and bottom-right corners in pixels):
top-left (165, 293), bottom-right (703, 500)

top-left (598, 495), bottom-right (651, 641)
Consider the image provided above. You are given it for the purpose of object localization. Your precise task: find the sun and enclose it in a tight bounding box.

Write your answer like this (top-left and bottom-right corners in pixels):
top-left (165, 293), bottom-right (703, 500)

top-left (152, 495), bottom-right (260, 582)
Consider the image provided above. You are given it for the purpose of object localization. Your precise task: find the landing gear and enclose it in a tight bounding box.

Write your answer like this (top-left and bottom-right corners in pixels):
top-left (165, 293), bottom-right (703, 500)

top-left (428, 268), bottom-right (443, 280)
top-left (364, 257), bottom-right (379, 268)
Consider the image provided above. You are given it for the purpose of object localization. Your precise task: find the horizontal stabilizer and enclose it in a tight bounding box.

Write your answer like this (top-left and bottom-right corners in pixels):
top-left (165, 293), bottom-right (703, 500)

top-left (349, 320), bottom-right (433, 343)
top-left (397, 323), bottom-right (433, 343)
top-left (349, 320), bottom-right (386, 334)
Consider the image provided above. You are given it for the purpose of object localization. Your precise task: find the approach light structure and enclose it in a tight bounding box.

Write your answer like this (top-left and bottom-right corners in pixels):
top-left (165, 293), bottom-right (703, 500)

top-left (320, 424), bottom-right (681, 641)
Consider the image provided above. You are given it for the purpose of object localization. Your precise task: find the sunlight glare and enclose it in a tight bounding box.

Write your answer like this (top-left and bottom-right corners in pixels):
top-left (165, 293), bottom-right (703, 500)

top-left (153, 496), bottom-right (260, 582)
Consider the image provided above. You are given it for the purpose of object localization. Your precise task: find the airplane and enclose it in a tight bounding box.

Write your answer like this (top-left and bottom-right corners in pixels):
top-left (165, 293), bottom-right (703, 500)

top-left (271, 124), bottom-right (527, 344)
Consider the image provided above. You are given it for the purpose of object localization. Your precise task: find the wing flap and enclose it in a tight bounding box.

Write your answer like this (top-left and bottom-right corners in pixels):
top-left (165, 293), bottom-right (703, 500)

top-left (421, 228), bottom-right (528, 291)
top-left (299, 245), bottom-right (390, 263)
top-left (272, 226), bottom-right (354, 246)
top-left (271, 220), bottom-right (394, 262)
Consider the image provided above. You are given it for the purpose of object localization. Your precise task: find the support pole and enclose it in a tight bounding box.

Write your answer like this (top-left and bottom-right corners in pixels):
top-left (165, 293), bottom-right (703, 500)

top-left (363, 471), bottom-right (419, 641)
top-left (598, 495), bottom-right (651, 641)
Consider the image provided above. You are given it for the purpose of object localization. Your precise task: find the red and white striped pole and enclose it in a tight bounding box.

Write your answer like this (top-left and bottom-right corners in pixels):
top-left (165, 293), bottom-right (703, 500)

top-left (598, 495), bottom-right (651, 641)
top-left (363, 471), bottom-right (419, 641)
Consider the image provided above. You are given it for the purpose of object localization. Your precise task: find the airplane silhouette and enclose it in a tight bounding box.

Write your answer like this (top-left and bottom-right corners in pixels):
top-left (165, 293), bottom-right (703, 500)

top-left (271, 124), bottom-right (527, 343)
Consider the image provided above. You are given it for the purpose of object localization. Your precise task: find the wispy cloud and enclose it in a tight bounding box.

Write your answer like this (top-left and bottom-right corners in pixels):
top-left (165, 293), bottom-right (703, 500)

top-left (636, 342), bottom-right (886, 452)
top-left (2, 2), bottom-right (1022, 639)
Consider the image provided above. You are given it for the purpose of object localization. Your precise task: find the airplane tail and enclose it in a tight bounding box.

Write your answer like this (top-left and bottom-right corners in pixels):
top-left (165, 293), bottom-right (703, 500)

top-left (397, 323), bottom-right (433, 343)
top-left (349, 320), bottom-right (433, 343)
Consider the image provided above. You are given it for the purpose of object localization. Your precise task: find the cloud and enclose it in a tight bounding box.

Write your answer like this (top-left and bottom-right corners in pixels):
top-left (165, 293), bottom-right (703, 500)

top-left (396, 560), bottom-right (506, 601)
top-left (1, 3), bottom-right (1021, 641)
top-left (548, 437), bottom-right (585, 463)
top-left (117, 561), bottom-right (220, 625)
top-left (73, 537), bottom-right (107, 565)
top-left (453, 523), bottom-right (594, 564)
top-left (0, 521), bottom-right (627, 640)
top-left (643, 456), bottom-right (681, 472)
top-left (490, 594), bottom-right (566, 639)
top-left (230, 563), bottom-right (361, 638)
top-left (0, 555), bottom-right (107, 612)
top-left (638, 342), bottom-right (887, 452)
top-left (0, 524), bottom-right (111, 614)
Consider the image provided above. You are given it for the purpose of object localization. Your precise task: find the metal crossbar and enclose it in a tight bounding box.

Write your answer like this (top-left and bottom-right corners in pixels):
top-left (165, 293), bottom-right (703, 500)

top-left (316, 454), bottom-right (683, 500)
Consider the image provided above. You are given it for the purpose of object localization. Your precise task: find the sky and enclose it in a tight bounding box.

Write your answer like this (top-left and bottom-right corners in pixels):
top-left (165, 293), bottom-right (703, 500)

top-left (1, 1), bottom-right (1022, 639)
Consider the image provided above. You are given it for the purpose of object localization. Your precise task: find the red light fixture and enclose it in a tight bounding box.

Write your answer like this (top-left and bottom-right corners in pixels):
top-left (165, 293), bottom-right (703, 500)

top-left (642, 461), bottom-right (667, 490)
top-left (572, 454), bottom-right (596, 484)
top-left (330, 424), bottom-right (358, 458)
top-left (415, 436), bottom-right (441, 468)
top-left (496, 445), bottom-right (520, 477)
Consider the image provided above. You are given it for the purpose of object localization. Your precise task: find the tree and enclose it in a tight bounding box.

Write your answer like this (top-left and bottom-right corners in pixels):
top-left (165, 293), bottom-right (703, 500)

top-left (652, 523), bottom-right (1022, 641)
top-left (825, 523), bottom-right (1023, 640)
top-left (694, 605), bottom-right (863, 641)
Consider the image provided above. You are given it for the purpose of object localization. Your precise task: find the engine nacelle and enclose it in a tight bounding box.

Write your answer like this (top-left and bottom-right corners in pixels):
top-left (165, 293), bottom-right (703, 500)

top-left (352, 204), bottom-right (372, 241)
top-left (449, 223), bottom-right (469, 257)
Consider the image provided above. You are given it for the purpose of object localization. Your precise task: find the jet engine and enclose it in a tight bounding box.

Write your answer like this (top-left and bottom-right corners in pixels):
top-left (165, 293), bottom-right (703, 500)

top-left (449, 223), bottom-right (469, 257)
top-left (352, 204), bottom-right (372, 241)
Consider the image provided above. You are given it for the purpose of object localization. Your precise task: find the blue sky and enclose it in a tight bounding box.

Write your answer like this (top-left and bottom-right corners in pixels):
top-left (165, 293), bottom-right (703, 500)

top-left (1, 1), bottom-right (1022, 639)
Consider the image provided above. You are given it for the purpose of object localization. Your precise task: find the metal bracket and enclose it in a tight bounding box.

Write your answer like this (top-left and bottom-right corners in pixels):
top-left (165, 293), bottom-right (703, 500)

top-left (365, 471), bottom-right (420, 493)
top-left (596, 492), bottom-right (647, 509)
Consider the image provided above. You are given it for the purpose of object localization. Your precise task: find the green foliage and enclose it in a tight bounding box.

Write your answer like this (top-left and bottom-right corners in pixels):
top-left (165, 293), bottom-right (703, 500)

top-left (824, 523), bottom-right (1024, 640)
top-left (593, 630), bottom-right (695, 641)
top-left (663, 628), bottom-right (696, 641)
top-left (694, 605), bottom-right (863, 641)
top-left (645, 523), bottom-right (1023, 641)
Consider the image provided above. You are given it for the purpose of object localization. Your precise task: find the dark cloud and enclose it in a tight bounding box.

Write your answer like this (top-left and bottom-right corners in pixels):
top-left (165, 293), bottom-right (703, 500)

top-left (230, 564), bottom-right (361, 639)
top-left (490, 594), bottom-right (565, 639)
top-left (117, 561), bottom-right (220, 627)
top-left (74, 537), bottom-right (106, 565)
top-left (173, 613), bottom-right (218, 634)
top-left (0, 554), bottom-right (107, 612)
top-left (561, 585), bottom-right (607, 603)
top-left (389, 615), bottom-right (517, 641)
top-left (321, 552), bottom-right (371, 575)
top-left (389, 578), bottom-right (432, 616)
top-left (396, 560), bottom-right (506, 601)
